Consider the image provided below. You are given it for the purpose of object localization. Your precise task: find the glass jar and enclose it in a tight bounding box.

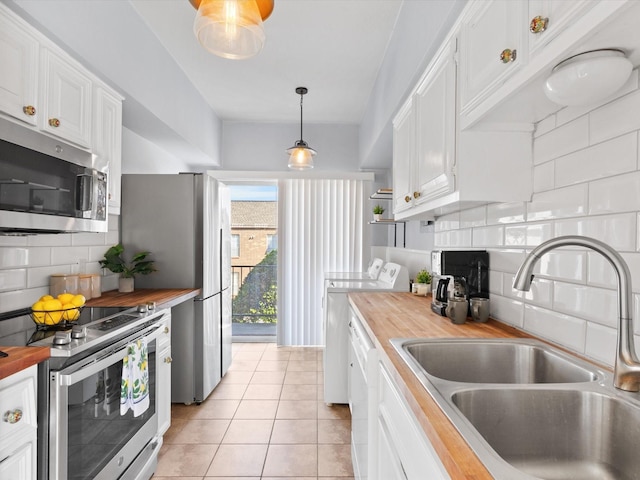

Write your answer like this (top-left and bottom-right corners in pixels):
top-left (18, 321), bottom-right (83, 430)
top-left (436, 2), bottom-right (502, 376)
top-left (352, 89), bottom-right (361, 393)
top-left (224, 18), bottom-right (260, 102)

top-left (78, 274), bottom-right (92, 300)
top-left (90, 274), bottom-right (102, 298)
top-left (49, 274), bottom-right (79, 297)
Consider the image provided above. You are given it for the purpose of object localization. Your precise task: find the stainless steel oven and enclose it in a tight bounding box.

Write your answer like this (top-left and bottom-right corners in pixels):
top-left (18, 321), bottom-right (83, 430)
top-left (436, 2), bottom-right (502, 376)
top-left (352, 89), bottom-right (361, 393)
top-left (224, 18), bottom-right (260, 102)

top-left (48, 317), bottom-right (164, 479)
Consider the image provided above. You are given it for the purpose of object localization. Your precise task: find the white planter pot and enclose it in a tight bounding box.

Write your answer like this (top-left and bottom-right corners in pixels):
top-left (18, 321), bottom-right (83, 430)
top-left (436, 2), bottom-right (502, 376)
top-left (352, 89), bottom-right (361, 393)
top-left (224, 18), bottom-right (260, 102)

top-left (119, 277), bottom-right (134, 293)
top-left (416, 283), bottom-right (431, 296)
top-left (374, 214), bottom-right (382, 222)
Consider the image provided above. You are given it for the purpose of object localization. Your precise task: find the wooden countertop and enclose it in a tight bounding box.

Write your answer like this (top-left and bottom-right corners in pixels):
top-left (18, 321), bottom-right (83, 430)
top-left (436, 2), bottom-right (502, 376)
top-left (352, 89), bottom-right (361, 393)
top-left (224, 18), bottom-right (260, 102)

top-left (348, 292), bottom-right (534, 479)
top-left (86, 288), bottom-right (201, 309)
top-left (0, 346), bottom-right (50, 381)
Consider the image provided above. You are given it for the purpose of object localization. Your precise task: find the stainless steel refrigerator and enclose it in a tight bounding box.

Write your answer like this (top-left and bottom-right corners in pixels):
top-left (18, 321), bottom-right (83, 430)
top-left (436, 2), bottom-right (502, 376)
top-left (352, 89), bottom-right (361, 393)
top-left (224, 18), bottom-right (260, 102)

top-left (121, 173), bottom-right (232, 404)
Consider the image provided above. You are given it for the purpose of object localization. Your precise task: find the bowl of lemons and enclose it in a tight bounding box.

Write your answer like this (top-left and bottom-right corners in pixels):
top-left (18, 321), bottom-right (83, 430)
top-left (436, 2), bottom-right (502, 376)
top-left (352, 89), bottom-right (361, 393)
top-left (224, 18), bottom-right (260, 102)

top-left (31, 293), bottom-right (86, 326)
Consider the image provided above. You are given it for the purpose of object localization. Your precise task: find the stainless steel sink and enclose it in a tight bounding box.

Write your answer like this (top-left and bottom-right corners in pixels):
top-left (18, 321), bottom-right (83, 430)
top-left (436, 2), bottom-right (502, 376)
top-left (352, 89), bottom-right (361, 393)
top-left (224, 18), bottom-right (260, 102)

top-left (401, 338), bottom-right (599, 384)
top-left (390, 338), bottom-right (640, 479)
top-left (452, 389), bottom-right (640, 480)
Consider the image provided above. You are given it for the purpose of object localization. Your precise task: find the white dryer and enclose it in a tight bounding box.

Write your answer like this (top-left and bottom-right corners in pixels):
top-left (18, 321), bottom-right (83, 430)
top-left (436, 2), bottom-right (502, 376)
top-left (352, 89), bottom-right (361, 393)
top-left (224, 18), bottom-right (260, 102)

top-left (324, 257), bottom-right (384, 283)
top-left (323, 262), bottom-right (409, 404)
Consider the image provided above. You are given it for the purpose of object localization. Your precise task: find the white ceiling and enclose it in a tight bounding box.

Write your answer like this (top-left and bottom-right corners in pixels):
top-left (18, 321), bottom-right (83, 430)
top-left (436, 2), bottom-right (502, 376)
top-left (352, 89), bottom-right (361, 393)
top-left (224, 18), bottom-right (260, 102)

top-left (130, 0), bottom-right (404, 125)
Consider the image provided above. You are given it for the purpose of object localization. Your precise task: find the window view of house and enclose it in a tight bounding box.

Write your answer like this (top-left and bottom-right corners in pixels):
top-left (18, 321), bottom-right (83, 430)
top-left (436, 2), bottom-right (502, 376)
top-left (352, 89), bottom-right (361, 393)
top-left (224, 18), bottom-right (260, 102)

top-left (229, 185), bottom-right (278, 339)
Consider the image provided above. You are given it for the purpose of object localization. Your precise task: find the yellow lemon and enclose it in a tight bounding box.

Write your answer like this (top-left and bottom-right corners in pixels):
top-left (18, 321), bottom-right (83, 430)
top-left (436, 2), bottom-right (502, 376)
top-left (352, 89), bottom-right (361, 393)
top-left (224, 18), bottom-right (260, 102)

top-left (47, 310), bottom-right (63, 325)
top-left (39, 294), bottom-right (54, 302)
top-left (61, 304), bottom-right (80, 321)
top-left (31, 301), bottom-right (46, 324)
top-left (71, 294), bottom-right (86, 307)
top-left (57, 293), bottom-right (75, 304)
top-left (43, 299), bottom-right (63, 311)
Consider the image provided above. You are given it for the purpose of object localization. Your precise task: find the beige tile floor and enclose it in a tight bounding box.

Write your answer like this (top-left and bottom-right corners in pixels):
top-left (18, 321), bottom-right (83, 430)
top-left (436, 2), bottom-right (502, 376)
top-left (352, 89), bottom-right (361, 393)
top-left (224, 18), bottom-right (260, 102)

top-left (153, 342), bottom-right (354, 480)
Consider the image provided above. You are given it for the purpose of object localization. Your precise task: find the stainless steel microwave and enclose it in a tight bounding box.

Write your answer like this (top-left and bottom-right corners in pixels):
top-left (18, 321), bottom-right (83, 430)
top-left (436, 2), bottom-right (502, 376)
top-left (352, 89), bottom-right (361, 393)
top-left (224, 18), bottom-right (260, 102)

top-left (0, 117), bottom-right (108, 234)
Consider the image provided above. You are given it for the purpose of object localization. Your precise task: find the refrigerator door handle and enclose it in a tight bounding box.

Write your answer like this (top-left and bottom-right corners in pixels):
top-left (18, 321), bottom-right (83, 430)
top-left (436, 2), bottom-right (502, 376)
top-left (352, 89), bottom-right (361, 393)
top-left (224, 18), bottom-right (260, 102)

top-left (195, 291), bottom-right (222, 302)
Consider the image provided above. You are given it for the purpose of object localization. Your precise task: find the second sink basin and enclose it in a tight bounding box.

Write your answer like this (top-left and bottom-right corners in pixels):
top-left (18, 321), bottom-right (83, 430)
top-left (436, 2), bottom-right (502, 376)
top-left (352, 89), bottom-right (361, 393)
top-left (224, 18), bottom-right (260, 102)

top-left (452, 389), bottom-right (640, 480)
top-left (401, 338), bottom-right (599, 384)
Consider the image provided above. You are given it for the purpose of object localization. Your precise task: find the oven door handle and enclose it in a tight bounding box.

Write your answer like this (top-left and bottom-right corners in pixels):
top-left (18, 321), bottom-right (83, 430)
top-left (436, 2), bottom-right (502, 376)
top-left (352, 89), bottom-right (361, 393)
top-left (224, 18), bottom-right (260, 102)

top-left (58, 346), bottom-right (128, 386)
top-left (57, 323), bottom-right (163, 386)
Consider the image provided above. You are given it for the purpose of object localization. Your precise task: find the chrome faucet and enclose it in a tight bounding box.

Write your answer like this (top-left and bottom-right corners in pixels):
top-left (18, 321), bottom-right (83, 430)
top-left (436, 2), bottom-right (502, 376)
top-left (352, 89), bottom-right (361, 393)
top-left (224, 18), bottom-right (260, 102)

top-left (513, 235), bottom-right (640, 391)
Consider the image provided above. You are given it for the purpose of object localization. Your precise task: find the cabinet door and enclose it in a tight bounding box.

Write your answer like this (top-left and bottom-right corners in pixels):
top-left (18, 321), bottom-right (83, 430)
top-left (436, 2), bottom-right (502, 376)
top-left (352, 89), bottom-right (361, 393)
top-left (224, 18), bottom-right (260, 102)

top-left (392, 98), bottom-right (414, 215)
top-left (460, 0), bottom-right (526, 112)
top-left (0, 442), bottom-right (35, 480)
top-left (414, 40), bottom-right (456, 205)
top-left (528, 0), bottom-right (598, 56)
top-left (377, 415), bottom-right (407, 480)
top-left (157, 344), bottom-right (172, 436)
top-left (94, 87), bottom-right (123, 215)
top-left (40, 48), bottom-right (92, 148)
top-left (0, 12), bottom-right (38, 126)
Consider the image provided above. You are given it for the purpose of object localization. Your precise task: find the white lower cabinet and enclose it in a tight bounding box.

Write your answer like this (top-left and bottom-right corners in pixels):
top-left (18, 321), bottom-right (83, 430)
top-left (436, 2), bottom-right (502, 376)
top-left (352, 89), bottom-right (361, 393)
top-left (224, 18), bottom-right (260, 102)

top-left (157, 314), bottom-right (172, 436)
top-left (0, 365), bottom-right (38, 480)
top-left (377, 363), bottom-right (450, 480)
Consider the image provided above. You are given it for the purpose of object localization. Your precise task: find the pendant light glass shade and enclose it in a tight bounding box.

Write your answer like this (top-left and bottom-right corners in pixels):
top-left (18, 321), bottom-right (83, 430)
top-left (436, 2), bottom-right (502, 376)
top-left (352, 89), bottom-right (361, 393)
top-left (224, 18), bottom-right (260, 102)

top-left (544, 49), bottom-right (633, 107)
top-left (287, 87), bottom-right (316, 170)
top-left (194, 0), bottom-right (265, 60)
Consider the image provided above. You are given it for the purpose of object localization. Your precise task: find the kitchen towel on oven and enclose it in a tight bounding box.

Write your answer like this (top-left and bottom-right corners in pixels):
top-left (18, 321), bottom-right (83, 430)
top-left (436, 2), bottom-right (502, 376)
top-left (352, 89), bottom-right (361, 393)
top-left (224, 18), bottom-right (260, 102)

top-left (120, 338), bottom-right (150, 417)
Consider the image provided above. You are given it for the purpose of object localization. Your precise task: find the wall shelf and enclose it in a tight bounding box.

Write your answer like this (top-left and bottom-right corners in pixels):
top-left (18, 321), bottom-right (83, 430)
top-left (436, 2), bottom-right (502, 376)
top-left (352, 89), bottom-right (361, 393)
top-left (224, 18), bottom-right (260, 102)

top-left (370, 188), bottom-right (393, 200)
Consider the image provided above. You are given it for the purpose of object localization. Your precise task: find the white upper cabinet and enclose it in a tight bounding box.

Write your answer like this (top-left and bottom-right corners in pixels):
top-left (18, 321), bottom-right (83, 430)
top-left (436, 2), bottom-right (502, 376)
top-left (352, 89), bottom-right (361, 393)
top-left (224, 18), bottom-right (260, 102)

top-left (392, 98), bottom-right (415, 215)
top-left (459, 0), bottom-right (527, 114)
top-left (40, 48), bottom-right (93, 148)
top-left (414, 40), bottom-right (457, 207)
top-left (94, 87), bottom-right (123, 215)
top-left (527, 0), bottom-right (598, 56)
top-left (0, 12), bottom-right (39, 126)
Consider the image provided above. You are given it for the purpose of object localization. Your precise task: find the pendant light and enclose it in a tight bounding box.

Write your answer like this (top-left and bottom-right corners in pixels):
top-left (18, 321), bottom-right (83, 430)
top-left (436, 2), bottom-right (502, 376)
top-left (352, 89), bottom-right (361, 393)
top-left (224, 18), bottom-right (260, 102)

top-left (287, 87), bottom-right (317, 170)
top-left (190, 0), bottom-right (274, 60)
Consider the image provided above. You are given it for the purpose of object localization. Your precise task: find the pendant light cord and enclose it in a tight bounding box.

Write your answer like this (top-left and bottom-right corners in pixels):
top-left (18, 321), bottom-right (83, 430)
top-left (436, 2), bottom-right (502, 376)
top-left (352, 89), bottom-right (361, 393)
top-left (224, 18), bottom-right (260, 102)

top-left (299, 93), bottom-right (304, 142)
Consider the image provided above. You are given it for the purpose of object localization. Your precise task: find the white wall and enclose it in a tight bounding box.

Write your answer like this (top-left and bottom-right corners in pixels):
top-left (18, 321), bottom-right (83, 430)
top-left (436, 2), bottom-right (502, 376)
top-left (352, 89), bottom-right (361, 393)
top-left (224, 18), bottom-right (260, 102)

top-left (0, 216), bottom-right (120, 314)
top-left (122, 128), bottom-right (191, 174)
top-left (220, 122), bottom-right (360, 171)
top-left (432, 74), bottom-right (640, 368)
top-left (359, 0), bottom-right (467, 169)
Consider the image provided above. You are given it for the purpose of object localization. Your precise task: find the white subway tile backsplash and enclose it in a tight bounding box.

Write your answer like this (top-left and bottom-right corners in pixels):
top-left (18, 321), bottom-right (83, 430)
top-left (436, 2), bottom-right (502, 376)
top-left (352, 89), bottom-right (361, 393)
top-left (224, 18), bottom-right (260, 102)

top-left (525, 222), bottom-right (553, 246)
top-left (534, 114), bottom-right (556, 138)
top-left (587, 252), bottom-right (640, 294)
top-left (555, 213), bottom-right (636, 252)
top-left (0, 248), bottom-right (29, 269)
top-left (584, 322), bottom-right (616, 367)
top-left (527, 185), bottom-right (588, 221)
top-left (537, 250), bottom-right (586, 283)
top-left (0, 269), bottom-right (27, 292)
top-left (459, 206), bottom-right (486, 228)
top-left (533, 161), bottom-right (555, 193)
top-left (534, 116), bottom-right (589, 165)
top-left (524, 304), bottom-right (586, 353)
top-left (0, 287), bottom-right (48, 312)
top-left (27, 265), bottom-right (71, 289)
top-left (555, 133), bottom-right (637, 188)
top-left (553, 283), bottom-right (617, 328)
top-left (489, 270), bottom-right (503, 295)
top-left (27, 247), bottom-right (51, 267)
top-left (590, 89), bottom-right (640, 145)
top-left (435, 213), bottom-right (460, 232)
top-left (486, 202), bottom-right (526, 225)
top-left (51, 246), bottom-right (90, 267)
top-left (27, 234), bottom-right (73, 247)
top-left (504, 273), bottom-right (552, 308)
top-left (472, 226), bottom-right (504, 247)
top-left (0, 237), bottom-right (27, 247)
top-left (72, 233), bottom-right (107, 246)
top-left (490, 295), bottom-right (524, 328)
top-left (106, 231), bottom-right (119, 245)
top-left (505, 225), bottom-right (526, 246)
top-left (589, 171), bottom-right (640, 215)
top-left (448, 229), bottom-right (472, 248)
top-left (489, 249), bottom-right (527, 274)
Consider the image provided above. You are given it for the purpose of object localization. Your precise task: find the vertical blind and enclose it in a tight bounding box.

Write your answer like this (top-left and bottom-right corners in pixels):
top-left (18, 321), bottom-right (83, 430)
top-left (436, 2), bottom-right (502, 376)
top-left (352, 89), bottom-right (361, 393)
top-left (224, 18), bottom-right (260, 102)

top-left (277, 178), bottom-right (367, 346)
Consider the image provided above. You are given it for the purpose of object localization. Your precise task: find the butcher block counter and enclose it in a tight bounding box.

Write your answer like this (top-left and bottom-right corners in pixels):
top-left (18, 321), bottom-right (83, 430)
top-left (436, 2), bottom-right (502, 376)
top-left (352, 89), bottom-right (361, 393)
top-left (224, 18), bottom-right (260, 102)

top-left (86, 288), bottom-right (200, 309)
top-left (0, 346), bottom-right (49, 381)
top-left (347, 291), bottom-right (553, 479)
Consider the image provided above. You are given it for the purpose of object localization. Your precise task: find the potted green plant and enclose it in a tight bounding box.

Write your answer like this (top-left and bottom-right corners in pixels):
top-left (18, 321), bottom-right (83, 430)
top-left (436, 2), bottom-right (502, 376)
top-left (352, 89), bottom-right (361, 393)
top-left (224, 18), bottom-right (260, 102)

top-left (415, 269), bottom-right (432, 296)
top-left (373, 204), bottom-right (385, 222)
top-left (99, 244), bottom-right (156, 293)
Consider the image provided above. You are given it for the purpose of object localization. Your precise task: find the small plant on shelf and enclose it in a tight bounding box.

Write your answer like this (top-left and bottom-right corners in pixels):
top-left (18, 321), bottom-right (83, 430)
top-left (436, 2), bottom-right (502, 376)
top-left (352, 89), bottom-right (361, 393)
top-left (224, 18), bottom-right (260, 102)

top-left (373, 204), bottom-right (385, 221)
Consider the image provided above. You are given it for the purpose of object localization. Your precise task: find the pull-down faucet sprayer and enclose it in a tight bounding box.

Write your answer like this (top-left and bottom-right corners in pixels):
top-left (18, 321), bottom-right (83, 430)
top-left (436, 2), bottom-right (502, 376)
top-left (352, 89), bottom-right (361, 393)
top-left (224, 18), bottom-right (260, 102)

top-left (513, 235), bottom-right (640, 391)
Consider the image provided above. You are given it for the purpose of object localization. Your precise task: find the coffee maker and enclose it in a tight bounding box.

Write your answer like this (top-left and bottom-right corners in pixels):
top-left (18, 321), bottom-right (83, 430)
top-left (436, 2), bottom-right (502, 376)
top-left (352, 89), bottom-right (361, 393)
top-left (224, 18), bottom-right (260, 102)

top-left (431, 250), bottom-right (489, 316)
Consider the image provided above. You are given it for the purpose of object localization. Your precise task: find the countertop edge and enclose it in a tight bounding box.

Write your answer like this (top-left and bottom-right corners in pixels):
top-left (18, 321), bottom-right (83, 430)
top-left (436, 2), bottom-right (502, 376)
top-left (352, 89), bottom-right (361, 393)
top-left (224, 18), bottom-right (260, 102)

top-left (0, 346), bottom-right (50, 381)
top-left (86, 288), bottom-right (201, 309)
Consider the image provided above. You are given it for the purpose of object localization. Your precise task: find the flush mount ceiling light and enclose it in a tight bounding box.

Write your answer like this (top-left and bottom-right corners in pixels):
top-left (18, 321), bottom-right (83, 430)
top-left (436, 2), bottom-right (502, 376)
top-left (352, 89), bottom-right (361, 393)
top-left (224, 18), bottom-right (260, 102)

top-left (544, 49), bottom-right (633, 106)
top-left (190, 0), bottom-right (274, 60)
top-left (287, 87), bottom-right (317, 170)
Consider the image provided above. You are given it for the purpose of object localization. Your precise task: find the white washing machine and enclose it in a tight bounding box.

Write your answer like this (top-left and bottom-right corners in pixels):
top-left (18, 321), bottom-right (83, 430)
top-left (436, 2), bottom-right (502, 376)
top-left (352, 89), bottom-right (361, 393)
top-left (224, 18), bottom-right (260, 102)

top-left (324, 257), bottom-right (384, 283)
top-left (323, 262), bottom-right (409, 404)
